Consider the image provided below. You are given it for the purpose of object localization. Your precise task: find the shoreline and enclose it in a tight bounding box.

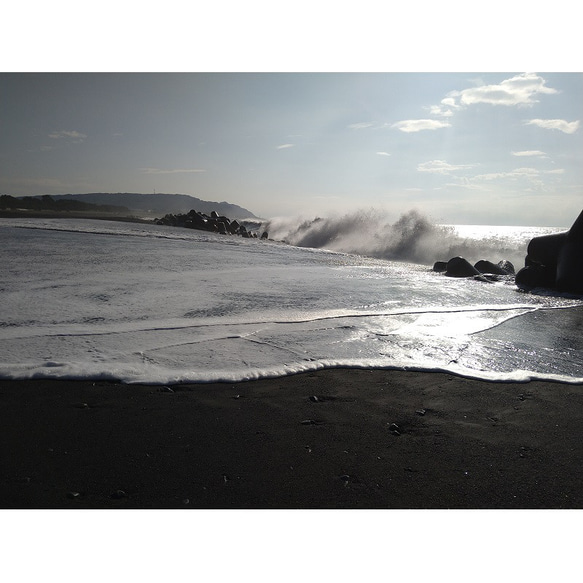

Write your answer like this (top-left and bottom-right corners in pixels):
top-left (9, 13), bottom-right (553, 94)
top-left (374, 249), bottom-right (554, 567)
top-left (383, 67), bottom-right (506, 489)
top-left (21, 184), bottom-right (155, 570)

top-left (0, 209), bottom-right (154, 223)
top-left (2, 368), bottom-right (582, 509)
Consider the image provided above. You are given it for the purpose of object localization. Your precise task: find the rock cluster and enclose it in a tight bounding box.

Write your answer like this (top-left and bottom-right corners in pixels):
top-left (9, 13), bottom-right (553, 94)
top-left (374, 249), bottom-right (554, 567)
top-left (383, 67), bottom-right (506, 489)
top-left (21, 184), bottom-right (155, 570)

top-left (433, 257), bottom-right (515, 280)
top-left (432, 210), bottom-right (583, 295)
top-left (156, 209), bottom-right (268, 240)
top-left (515, 209), bottom-right (583, 294)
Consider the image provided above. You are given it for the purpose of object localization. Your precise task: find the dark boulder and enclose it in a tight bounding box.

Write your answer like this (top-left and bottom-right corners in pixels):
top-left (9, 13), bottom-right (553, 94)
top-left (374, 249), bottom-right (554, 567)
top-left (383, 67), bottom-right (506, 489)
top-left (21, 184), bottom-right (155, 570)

top-left (228, 220), bottom-right (240, 234)
top-left (556, 210), bottom-right (583, 293)
top-left (445, 256), bottom-right (481, 278)
top-left (432, 261), bottom-right (447, 273)
top-left (474, 260), bottom-right (509, 275)
top-left (516, 209), bottom-right (583, 294)
top-left (497, 260), bottom-right (515, 275)
top-left (526, 231), bottom-right (568, 269)
top-left (515, 264), bottom-right (556, 291)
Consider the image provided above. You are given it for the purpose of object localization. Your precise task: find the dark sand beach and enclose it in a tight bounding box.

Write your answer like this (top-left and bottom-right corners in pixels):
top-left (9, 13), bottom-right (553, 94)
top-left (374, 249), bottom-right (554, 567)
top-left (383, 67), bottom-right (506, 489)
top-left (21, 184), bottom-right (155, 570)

top-left (1, 369), bottom-right (582, 509)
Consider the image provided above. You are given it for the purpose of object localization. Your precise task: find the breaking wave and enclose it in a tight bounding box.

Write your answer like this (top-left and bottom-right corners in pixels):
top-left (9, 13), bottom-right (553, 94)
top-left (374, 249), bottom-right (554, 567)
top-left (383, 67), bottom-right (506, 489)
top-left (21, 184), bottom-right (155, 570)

top-left (262, 209), bottom-right (538, 268)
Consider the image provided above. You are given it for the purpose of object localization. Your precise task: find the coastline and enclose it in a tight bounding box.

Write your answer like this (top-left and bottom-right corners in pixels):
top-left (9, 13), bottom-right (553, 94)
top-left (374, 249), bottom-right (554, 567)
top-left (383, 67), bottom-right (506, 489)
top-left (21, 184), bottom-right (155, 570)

top-left (2, 368), bottom-right (582, 509)
top-left (0, 209), bottom-right (154, 223)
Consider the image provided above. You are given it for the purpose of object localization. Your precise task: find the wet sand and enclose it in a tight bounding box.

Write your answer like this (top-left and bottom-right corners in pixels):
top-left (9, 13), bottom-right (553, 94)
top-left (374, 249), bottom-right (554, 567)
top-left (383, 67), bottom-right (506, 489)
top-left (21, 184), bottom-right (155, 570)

top-left (1, 368), bottom-right (582, 509)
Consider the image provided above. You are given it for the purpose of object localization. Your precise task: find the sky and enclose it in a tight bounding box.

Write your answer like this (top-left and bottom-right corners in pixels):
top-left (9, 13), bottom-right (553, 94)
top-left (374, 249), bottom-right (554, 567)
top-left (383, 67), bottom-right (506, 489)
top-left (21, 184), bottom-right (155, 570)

top-left (1, 71), bottom-right (581, 226)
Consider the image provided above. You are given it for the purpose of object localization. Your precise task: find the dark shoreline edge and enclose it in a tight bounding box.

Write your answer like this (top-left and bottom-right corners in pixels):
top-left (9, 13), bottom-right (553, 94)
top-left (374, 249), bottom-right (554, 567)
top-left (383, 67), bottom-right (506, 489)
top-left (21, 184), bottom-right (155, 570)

top-left (0, 209), bottom-right (154, 223)
top-left (1, 368), bottom-right (582, 509)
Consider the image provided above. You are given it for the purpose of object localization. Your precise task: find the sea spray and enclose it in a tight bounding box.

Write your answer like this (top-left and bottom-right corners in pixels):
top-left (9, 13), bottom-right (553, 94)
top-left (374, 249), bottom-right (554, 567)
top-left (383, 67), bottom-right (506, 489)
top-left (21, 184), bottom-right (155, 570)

top-left (262, 209), bottom-right (539, 268)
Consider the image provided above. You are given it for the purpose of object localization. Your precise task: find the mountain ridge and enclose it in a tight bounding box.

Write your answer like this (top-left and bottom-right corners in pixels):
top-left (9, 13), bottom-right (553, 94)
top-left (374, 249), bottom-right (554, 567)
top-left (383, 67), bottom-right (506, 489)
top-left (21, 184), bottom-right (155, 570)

top-left (40, 193), bottom-right (260, 219)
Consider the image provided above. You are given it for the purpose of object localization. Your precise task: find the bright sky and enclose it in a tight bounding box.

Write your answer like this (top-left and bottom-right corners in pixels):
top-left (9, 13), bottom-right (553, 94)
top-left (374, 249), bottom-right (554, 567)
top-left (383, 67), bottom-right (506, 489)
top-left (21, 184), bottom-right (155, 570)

top-left (2, 7), bottom-right (582, 228)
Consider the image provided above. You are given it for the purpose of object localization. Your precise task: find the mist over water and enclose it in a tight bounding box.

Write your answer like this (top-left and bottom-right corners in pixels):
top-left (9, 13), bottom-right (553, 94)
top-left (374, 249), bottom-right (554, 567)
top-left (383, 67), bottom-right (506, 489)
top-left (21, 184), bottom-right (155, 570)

top-left (262, 209), bottom-right (564, 269)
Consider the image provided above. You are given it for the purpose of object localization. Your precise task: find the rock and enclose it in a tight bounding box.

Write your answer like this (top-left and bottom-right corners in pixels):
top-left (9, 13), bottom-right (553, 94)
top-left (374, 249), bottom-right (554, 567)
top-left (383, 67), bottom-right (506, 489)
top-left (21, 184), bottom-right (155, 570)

top-left (261, 231), bottom-right (269, 240)
top-left (445, 256), bottom-right (481, 277)
top-left (515, 264), bottom-right (556, 290)
top-left (556, 210), bottom-right (583, 293)
top-left (497, 260), bottom-right (515, 275)
top-left (111, 489), bottom-right (128, 499)
top-left (527, 231), bottom-right (567, 270)
top-left (474, 260), bottom-right (510, 275)
top-left (388, 422), bottom-right (401, 435)
top-left (516, 209), bottom-right (583, 294)
top-left (432, 261), bottom-right (447, 273)
top-left (159, 209), bottom-right (259, 238)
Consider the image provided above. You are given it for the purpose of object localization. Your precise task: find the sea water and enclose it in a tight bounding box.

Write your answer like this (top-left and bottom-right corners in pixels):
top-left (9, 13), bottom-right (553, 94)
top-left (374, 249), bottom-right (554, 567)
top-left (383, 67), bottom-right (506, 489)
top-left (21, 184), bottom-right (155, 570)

top-left (1, 214), bottom-right (582, 384)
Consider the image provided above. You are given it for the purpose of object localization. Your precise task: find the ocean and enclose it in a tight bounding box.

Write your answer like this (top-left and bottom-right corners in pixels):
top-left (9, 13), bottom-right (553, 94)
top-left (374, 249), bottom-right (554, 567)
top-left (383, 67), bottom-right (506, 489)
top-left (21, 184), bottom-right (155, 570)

top-left (1, 213), bottom-right (582, 384)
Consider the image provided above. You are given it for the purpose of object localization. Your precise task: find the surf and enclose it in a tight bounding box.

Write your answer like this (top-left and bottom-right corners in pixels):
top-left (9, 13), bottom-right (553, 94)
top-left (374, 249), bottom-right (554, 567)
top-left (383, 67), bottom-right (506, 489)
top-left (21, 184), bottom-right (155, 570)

top-left (262, 208), bottom-right (564, 269)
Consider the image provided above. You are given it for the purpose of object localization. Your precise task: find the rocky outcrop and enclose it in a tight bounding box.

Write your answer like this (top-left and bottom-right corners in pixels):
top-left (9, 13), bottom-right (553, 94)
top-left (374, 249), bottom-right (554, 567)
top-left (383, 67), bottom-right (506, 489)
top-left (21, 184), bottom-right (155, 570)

top-left (156, 209), bottom-right (267, 240)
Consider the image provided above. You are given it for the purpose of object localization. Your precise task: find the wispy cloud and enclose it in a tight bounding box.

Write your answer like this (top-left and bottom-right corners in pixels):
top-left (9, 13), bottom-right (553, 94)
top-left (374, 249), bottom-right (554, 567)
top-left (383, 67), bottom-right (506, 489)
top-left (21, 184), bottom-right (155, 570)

top-left (48, 130), bottom-right (87, 142)
top-left (348, 122), bottom-right (375, 130)
top-left (524, 119), bottom-right (580, 134)
top-left (417, 160), bottom-right (474, 175)
top-left (276, 143), bottom-right (294, 149)
top-left (139, 167), bottom-right (206, 174)
top-left (445, 73), bottom-right (557, 108)
top-left (473, 167), bottom-right (540, 181)
top-left (425, 105), bottom-right (454, 118)
top-left (512, 150), bottom-right (547, 157)
top-left (376, 151), bottom-right (391, 157)
top-left (392, 119), bottom-right (451, 133)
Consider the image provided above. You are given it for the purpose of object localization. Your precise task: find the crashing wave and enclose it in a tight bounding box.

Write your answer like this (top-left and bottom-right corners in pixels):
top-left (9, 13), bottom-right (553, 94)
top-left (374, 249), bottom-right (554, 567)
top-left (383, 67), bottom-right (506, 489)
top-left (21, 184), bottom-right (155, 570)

top-left (262, 209), bottom-right (529, 267)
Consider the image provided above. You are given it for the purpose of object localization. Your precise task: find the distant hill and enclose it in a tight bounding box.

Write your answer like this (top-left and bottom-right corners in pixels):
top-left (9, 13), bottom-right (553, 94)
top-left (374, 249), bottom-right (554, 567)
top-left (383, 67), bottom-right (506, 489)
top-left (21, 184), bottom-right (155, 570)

top-left (1, 194), bottom-right (130, 214)
top-left (47, 193), bottom-right (260, 219)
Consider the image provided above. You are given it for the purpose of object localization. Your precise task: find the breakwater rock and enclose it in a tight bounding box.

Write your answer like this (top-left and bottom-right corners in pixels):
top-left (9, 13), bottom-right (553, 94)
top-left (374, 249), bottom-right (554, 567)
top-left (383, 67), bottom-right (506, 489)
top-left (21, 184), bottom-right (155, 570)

top-left (516, 209), bottom-right (583, 294)
top-left (433, 257), bottom-right (515, 281)
top-left (156, 209), bottom-right (267, 239)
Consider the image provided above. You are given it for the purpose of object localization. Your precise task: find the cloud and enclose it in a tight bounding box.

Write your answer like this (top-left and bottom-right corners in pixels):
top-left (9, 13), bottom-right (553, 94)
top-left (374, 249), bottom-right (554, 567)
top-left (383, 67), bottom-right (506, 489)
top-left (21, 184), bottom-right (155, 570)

top-left (139, 167), bottom-right (206, 174)
top-left (524, 119), bottom-right (580, 134)
top-left (417, 160), bottom-right (474, 175)
top-left (48, 130), bottom-right (87, 141)
top-left (348, 122), bottom-right (375, 130)
top-left (392, 119), bottom-right (451, 133)
top-left (276, 143), bottom-right (294, 149)
top-left (426, 105), bottom-right (454, 117)
top-left (446, 73), bottom-right (557, 108)
top-left (376, 151), bottom-right (391, 157)
top-left (512, 150), bottom-right (546, 157)
top-left (472, 167), bottom-right (540, 181)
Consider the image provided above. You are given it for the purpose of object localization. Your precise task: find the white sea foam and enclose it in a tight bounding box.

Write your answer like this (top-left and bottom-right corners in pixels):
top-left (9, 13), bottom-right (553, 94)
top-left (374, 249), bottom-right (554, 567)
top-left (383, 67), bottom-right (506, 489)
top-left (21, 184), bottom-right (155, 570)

top-left (1, 215), bottom-right (581, 385)
top-left (262, 209), bottom-right (567, 269)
